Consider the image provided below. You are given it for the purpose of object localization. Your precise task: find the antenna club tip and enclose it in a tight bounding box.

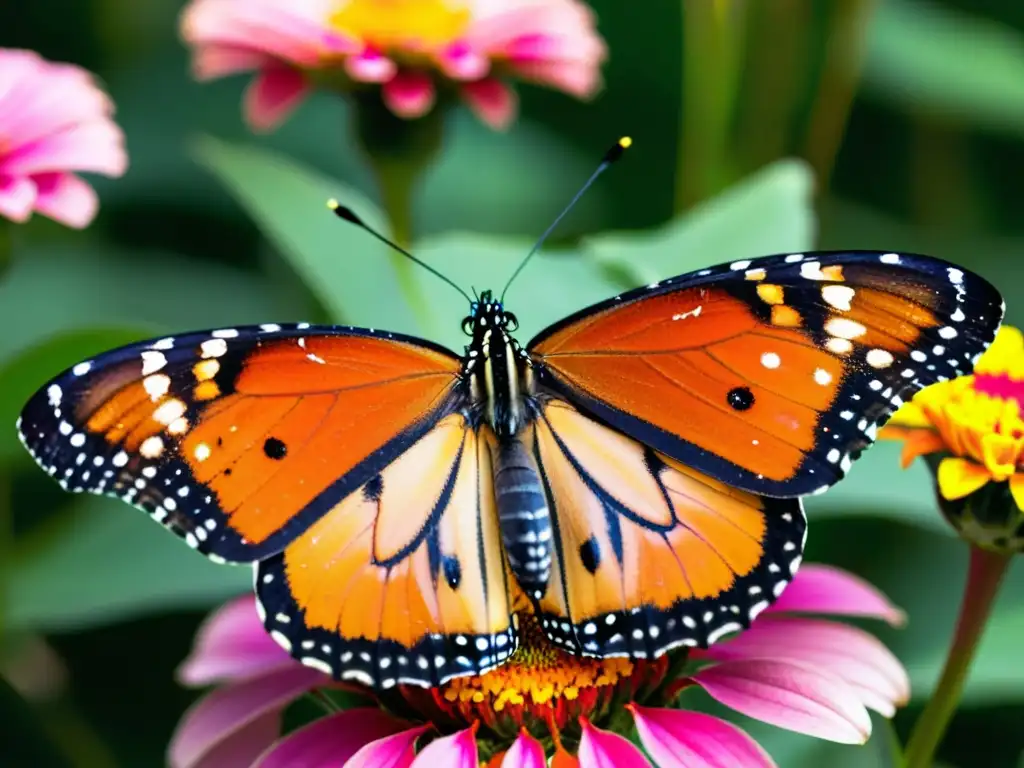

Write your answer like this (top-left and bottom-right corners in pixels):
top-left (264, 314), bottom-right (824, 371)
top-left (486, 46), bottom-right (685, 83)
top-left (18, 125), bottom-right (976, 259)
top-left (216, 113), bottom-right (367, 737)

top-left (326, 198), bottom-right (339, 210)
top-left (603, 136), bottom-right (632, 164)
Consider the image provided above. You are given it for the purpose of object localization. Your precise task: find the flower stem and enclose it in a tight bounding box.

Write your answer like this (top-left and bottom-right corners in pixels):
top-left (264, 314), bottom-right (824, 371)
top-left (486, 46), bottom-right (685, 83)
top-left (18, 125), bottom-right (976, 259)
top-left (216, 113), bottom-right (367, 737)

top-left (903, 546), bottom-right (1011, 768)
top-left (351, 93), bottom-right (443, 328)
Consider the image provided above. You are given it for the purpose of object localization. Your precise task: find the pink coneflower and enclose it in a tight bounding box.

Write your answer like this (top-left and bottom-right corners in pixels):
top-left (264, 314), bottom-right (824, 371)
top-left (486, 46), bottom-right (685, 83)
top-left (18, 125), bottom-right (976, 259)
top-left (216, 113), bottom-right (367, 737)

top-left (0, 49), bottom-right (127, 229)
top-left (169, 564), bottom-right (909, 768)
top-left (179, 0), bottom-right (606, 131)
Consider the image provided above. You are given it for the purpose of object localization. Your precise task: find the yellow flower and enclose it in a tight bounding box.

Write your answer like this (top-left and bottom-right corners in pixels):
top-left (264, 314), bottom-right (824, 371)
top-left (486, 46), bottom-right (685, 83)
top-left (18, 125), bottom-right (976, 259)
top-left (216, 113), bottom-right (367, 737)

top-left (882, 325), bottom-right (1024, 549)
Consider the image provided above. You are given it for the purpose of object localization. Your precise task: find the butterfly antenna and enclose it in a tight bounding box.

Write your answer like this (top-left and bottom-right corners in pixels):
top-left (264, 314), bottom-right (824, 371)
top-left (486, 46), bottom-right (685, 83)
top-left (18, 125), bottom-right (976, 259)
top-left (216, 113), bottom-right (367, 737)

top-left (499, 136), bottom-right (632, 303)
top-left (328, 200), bottom-right (474, 304)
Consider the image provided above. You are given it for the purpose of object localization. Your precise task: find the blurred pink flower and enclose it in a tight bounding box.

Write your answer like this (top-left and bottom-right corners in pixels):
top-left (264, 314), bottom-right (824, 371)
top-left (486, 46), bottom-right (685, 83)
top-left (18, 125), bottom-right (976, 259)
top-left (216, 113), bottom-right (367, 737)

top-left (169, 564), bottom-right (909, 767)
top-left (180, 0), bottom-right (606, 131)
top-left (0, 49), bottom-right (127, 228)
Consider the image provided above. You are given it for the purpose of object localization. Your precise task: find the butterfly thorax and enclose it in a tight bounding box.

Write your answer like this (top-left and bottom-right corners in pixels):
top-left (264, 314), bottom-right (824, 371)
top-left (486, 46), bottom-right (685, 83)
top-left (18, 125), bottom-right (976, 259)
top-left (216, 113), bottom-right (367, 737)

top-left (462, 291), bottom-right (536, 438)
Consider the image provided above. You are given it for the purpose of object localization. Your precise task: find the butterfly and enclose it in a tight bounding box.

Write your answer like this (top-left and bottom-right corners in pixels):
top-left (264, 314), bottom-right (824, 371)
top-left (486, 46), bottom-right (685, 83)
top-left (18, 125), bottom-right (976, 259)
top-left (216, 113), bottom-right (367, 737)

top-left (16, 144), bottom-right (1004, 690)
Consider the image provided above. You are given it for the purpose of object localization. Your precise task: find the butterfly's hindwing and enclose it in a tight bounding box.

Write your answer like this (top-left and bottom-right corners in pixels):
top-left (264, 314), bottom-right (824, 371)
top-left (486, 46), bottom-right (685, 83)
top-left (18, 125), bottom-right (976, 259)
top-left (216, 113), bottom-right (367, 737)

top-left (255, 414), bottom-right (518, 688)
top-left (529, 399), bottom-right (806, 657)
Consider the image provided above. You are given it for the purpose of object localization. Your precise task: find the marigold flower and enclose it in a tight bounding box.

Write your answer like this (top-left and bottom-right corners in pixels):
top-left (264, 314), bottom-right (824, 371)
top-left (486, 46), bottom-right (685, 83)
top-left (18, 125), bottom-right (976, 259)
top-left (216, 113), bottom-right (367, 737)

top-left (179, 0), bottom-right (606, 131)
top-left (168, 564), bottom-right (909, 768)
top-left (882, 325), bottom-right (1024, 551)
top-left (0, 49), bottom-right (127, 228)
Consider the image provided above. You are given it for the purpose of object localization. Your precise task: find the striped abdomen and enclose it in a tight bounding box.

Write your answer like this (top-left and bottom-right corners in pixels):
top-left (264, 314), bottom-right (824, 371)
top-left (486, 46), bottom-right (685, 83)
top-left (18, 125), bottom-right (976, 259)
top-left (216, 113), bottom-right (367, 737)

top-left (494, 438), bottom-right (551, 596)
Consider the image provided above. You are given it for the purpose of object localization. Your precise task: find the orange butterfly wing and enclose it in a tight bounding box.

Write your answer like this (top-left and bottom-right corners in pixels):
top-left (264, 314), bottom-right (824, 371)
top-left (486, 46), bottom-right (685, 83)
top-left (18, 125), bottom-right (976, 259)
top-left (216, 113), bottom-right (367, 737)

top-left (530, 251), bottom-right (1003, 496)
top-left (255, 414), bottom-right (518, 687)
top-left (18, 325), bottom-right (461, 562)
top-left (529, 399), bottom-right (805, 656)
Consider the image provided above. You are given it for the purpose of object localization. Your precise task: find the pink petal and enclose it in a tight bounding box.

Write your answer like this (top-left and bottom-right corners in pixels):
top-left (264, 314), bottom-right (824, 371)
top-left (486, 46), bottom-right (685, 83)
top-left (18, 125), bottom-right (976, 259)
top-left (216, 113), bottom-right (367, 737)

top-left (629, 706), bottom-right (776, 768)
top-left (704, 617), bottom-right (910, 717)
top-left (244, 66), bottom-right (309, 132)
top-left (344, 49), bottom-right (398, 83)
top-left (346, 725), bottom-right (429, 768)
top-left (438, 41), bottom-right (490, 81)
top-left (502, 730), bottom-right (546, 768)
top-left (192, 44), bottom-right (272, 80)
top-left (382, 71), bottom-right (436, 119)
top-left (0, 175), bottom-right (37, 222)
top-left (177, 596), bottom-right (300, 686)
top-left (2, 120), bottom-right (127, 177)
top-left (461, 79), bottom-right (517, 130)
top-left (168, 665), bottom-right (325, 768)
top-left (181, 0), bottom-right (356, 68)
top-left (185, 711), bottom-right (281, 768)
top-left (768, 564), bottom-right (906, 626)
top-left (31, 172), bottom-right (98, 228)
top-left (410, 724), bottom-right (478, 768)
top-left (577, 718), bottom-right (651, 768)
top-left (253, 708), bottom-right (414, 768)
top-left (0, 65), bottom-right (113, 149)
top-left (693, 659), bottom-right (872, 745)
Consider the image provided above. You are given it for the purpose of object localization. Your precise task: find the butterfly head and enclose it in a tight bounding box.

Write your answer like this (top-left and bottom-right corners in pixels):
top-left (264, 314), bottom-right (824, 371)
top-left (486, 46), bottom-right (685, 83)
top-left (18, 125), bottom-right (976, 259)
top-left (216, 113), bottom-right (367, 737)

top-left (462, 290), bottom-right (519, 336)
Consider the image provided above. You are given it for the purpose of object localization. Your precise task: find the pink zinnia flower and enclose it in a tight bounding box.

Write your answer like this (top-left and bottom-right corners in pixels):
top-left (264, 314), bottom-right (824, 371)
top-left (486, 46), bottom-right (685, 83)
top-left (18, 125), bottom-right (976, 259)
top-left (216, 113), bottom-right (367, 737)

top-left (169, 564), bottom-right (909, 768)
top-left (180, 0), bottom-right (606, 131)
top-left (0, 49), bottom-right (127, 229)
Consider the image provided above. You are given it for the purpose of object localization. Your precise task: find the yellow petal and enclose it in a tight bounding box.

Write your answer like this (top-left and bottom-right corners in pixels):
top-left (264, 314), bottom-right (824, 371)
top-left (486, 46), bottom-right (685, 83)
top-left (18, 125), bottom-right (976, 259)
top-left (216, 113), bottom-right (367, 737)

top-left (898, 430), bottom-right (947, 469)
top-left (937, 457), bottom-right (992, 501)
top-left (1010, 474), bottom-right (1024, 512)
top-left (981, 434), bottom-right (1018, 481)
top-left (976, 326), bottom-right (1024, 375)
top-left (882, 401), bottom-right (931, 430)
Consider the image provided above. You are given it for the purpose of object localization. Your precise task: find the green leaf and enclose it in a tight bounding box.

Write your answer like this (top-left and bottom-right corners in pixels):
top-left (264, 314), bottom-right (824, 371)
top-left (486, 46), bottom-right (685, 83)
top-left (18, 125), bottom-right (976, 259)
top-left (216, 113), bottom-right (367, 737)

top-left (584, 158), bottom-right (816, 285)
top-left (864, 0), bottom-right (1024, 138)
top-left (7, 496), bottom-right (248, 633)
top-left (191, 136), bottom-right (423, 336)
top-left (0, 245), bottom-right (305, 366)
top-left (0, 328), bottom-right (151, 463)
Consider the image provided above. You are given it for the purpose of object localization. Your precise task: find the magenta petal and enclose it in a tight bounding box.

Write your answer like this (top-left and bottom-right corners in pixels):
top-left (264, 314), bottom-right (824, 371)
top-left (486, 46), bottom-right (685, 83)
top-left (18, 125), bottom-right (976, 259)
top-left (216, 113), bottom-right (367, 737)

top-left (462, 79), bottom-right (517, 130)
top-left (577, 718), bottom-right (651, 768)
top-left (244, 66), bottom-right (308, 132)
top-left (344, 49), bottom-right (397, 83)
top-left (177, 596), bottom-right (297, 686)
top-left (704, 617), bottom-right (910, 716)
top-left (187, 711), bottom-right (281, 768)
top-left (168, 665), bottom-right (325, 768)
top-left (31, 171), bottom-right (97, 228)
top-left (768, 564), bottom-right (905, 626)
top-left (410, 725), bottom-right (478, 767)
top-left (253, 708), bottom-right (413, 768)
top-left (630, 706), bottom-right (776, 768)
top-left (693, 659), bottom-right (871, 745)
top-left (502, 730), bottom-right (546, 768)
top-left (0, 175), bottom-right (36, 222)
top-left (382, 71), bottom-right (436, 119)
top-left (346, 725), bottom-right (428, 768)
top-left (438, 42), bottom-right (490, 80)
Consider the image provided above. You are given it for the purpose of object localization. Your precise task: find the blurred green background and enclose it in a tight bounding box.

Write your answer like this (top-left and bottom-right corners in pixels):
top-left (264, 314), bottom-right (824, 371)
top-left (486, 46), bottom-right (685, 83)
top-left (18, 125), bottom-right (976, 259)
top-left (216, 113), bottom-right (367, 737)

top-left (4, 0), bottom-right (1024, 765)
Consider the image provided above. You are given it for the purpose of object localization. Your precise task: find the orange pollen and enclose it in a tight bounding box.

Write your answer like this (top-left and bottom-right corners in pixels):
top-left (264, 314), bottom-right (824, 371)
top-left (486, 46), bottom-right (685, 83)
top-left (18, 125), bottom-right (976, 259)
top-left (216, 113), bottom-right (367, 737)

top-left (330, 0), bottom-right (471, 50)
top-left (441, 613), bottom-right (635, 713)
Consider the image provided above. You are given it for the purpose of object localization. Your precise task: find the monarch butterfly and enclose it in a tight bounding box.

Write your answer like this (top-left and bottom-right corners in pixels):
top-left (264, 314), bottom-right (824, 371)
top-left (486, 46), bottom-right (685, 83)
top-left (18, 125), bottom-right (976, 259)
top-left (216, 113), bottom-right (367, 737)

top-left (17, 139), bottom-right (1004, 690)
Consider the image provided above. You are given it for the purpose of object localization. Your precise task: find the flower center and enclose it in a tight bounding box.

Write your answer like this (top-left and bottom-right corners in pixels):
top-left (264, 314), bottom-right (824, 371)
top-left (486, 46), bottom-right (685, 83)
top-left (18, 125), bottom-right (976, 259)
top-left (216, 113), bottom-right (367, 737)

top-left (442, 612), bottom-right (637, 714)
top-left (330, 0), bottom-right (471, 50)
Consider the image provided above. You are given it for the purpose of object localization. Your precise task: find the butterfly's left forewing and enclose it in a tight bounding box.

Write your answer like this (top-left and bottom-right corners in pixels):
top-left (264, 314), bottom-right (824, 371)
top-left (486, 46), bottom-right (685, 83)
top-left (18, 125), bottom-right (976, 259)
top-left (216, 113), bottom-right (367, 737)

top-left (17, 325), bottom-right (462, 562)
top-left (530, 399), bottom-right (805, 657)
top-left (530, 251), bottom-right (1004, 497)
